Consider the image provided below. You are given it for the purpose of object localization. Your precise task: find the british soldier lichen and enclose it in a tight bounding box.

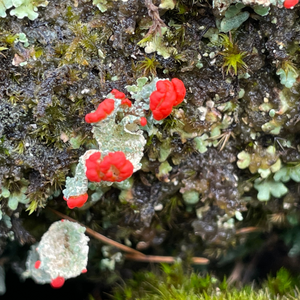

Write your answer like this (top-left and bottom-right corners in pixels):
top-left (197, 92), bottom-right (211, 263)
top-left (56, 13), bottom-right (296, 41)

top-left (63, 77), bottom-right (186, 208)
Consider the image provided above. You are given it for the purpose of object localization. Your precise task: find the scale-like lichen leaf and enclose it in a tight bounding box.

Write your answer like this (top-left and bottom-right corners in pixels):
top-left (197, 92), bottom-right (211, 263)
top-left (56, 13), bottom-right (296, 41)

top-left (24, 220), bottom-right (89, 283)
top-left (63, 155), bottom-right (90, 199)
top-left (276, 68), bottom-right (298, 89)
top-left (10, 0), bottom-right (48, 21)
top-left (254, 178), bottom-right (288, 201)
top-left (0, 0), bottom-right (13, 17)
top-left (274, 164), bottom-right (300, 183)
top-left (92, 0), bottom-right (108, 12)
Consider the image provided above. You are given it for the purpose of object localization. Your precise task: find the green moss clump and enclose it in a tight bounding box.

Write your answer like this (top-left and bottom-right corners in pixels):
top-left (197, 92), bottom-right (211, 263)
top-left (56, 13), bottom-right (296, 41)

top-left (113, 263), bottom-right (300, 300)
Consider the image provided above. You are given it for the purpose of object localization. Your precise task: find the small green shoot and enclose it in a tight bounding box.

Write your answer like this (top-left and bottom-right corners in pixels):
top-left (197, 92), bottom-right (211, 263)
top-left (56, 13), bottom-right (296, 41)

top-left (219, 33), bottom-right (248, 76)
top-left (136, 55), bottom-right (161, 77)
top-left (0, 46), bottom-right (8, 57)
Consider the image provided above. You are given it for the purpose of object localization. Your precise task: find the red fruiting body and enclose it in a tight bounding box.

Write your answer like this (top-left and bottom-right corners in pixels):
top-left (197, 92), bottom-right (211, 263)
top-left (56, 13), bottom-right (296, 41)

top-left (171, 78), bottom-right (186, 106)
top-left (85, 99), bottom-right (115, 123)
top-left (85, 152), bottom-right (102, 182)
top-left (98, 152), bottom-right (133, 182)
top-left (51, 276), bottom-right (65, 289)
top-left (81, 269), bottom-right (87, 273)
top-left (150, 79), bottom-right (186, 121)
top-left (121, 98), bottom-right (132, 107)
top-left (85, 151), bottom-right (133, 182)
top-left (140, 117), bottom-right (147, 126)
top-left (34, 260), bottom-right (41, 269)
top-left (63, 193), bottom-right (88, 209)
top-left (284, 0), bottom-right (298, 8)
top-left (111, 89), bottom-right (126, 99)
top-left (150, 80), bottom-right (176, 121)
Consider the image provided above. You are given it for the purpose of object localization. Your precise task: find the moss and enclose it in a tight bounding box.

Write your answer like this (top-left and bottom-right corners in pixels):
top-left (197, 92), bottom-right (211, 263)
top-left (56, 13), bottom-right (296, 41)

top-left (135, 55), bottom-right (162, 77)
top-left (113, 264), bottom-right (300, 300)
top-left (2, 0), bottom-right (300, 295)
top-left (219, 33), bottom-right (249, 76)
top-left (58, 21), bottom-right (108, 66)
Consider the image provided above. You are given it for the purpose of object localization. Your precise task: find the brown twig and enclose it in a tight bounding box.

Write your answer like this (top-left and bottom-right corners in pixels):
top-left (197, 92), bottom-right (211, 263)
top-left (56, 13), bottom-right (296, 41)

top-left (125, 254), bottom-right (209, 265)
top-left (144, 0), bottom-right (166, 36)
top-left (236, 226), bottom-right (262, 235)
top-left (47, 207), bottom-right (209, 265)
top-left (47, 207), bottom-right (145, 257)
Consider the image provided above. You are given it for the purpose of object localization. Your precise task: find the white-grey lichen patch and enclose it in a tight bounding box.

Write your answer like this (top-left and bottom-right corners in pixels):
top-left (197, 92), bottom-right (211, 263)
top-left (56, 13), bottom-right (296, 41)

top-left (23, 243), bottom-right (52, 284)
top-left (91, 98), bottom-right (146, 171)
top-left (24, 220), bottom-right (89, 283)
top-left (63, 155), bottom-right (90, 199)
top-left (213, 0), bottom-right (285, 13)
top-left (63, 78), bottom-right (167, 202)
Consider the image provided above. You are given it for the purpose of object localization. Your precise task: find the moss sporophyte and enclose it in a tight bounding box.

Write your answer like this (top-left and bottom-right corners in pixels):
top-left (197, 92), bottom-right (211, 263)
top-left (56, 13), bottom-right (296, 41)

top-left (62, 78), bottom-right (186, 209)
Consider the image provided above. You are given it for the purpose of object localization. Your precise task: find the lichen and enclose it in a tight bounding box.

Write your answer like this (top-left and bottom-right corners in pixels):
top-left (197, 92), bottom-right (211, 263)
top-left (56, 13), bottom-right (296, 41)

top-left (2, 0), bottom-right (300, 295)
top-left (23, 220), bottom-right (89, 283)
top-left (0, 0), bottom-right (48, 20)
top-left (213, 0), bottom-right (285, 13)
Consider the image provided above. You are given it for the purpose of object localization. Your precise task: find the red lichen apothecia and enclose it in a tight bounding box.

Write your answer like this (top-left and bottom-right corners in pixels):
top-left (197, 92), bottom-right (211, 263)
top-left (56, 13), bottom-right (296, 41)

top-left (150, 78), bottom-right (186, 121)
top-left (85, 151), bottom-right (133, 183)
top-left (50, 276), bottom-right (65, 289)
top-left (85, 98), bottom-right (115, 123)
top-left (284, 0), bottom-right (299, 8)
top-left (63, 193), bottom-right (89, 209)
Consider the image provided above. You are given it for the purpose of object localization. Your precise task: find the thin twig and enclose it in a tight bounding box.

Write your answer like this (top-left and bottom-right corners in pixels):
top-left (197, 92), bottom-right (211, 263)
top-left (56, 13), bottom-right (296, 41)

top-left (47, 207), bottom-right (210, 265)
top-left (124, 254), bottom-right (209, 265)
top-left (47, 207), bottom-right (145, 257)
top-left (236, 226), bottom-right (262, 235)
top-left (144, 0), bottom-right (166, 36)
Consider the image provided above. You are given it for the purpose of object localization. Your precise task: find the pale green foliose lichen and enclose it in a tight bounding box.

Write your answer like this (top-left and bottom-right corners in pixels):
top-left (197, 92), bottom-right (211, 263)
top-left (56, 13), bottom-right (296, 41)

top-left (213, 0), bottom-right (285, 13)
top-left (92, 103), bottom-right (146, 170)
top-left (274, 164), bottom-right (300, 183)
top-left (182, 190), bottom-right (200, 205)
top-left (261, 119), bottom-right (282, 135)
top-left (0, 0), bottom-right (48, 20)
top-left (217, 3), bottom-right (250, 33)
top-left (64, 78), bottom-right (173, 201)
top-left (254, 177), bottom-right (288, 201)
top-left (276, 68), bottom-right (298, 88)
top-left (253, 4), bottom-right (270, 15)
top-left (138, 27), bottom-right (177, 59)
top-left (193, 135), bottom-right (209, 154)
top-left (63, 155), bottom-right (90, 199)
top-left (237, 145), bottom-right (281, 178)
top-left (92, 0), bottom-right (108, 12)
top-left (158, 138), bottom-right (172, 162)
top-left (100, 246), bottom-right (122, 271)
top-left (159, 0), bottom-right (176, 9)
top-left (7, 187), bottom-right (30, 210)
top-left (126, 77), bottom-right (154, 104)
top-left (23, 220), bottom-right (89, 283)
top-left (14, 32), bottom-right (29, 47)
top-left (0, 179), bottom-right (30, 211)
